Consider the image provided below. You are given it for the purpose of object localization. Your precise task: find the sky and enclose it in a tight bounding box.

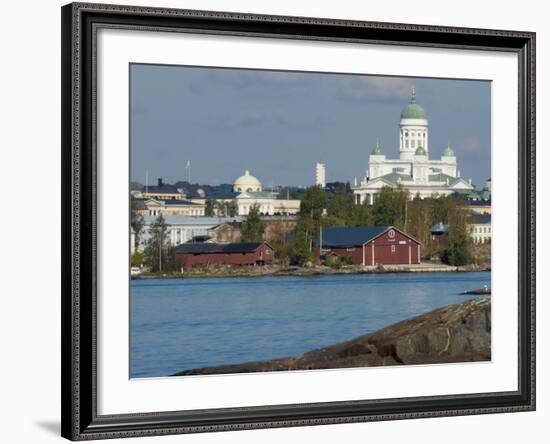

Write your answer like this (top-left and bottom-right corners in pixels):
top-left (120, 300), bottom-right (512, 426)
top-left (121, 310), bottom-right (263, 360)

top-left (130, 64), bottom-right (491, 189)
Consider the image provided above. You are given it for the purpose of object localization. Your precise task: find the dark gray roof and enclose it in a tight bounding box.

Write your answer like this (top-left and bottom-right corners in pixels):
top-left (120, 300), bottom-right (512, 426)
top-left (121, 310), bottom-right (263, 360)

top-left (319, 226), bottom-right (390, 247)
top-left (206, 191), bottom-right (239, 199)
top-left (467, 199), bottom-right (492, 206)
top-left (176, 242), bottom-right (269, 254)
top-left (145, 184), bottom-right (181, 193)
top-left (470, 214), bottom-right (491, 224)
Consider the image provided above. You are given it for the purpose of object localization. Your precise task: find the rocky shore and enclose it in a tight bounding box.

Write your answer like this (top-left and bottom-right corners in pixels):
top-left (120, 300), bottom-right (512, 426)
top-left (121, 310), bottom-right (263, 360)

top-left (172, 297), bottom-right (491, 376)
top-left (134, 263), bottom-right (490, 280)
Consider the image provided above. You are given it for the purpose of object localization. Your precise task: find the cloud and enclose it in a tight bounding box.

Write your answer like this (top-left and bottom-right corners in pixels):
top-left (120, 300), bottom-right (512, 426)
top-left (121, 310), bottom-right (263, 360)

top-left (339, 76), bottom-right (415, 101)
top-left (457, 136), bottom-right (483, 153)
top-left (209, 69), bottom-right (308, 87)
top-left (227, 108), bottom-right (328, 128)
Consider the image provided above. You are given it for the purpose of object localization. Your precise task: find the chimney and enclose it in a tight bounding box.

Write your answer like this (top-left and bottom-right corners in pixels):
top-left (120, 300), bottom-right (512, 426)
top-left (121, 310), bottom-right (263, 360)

top-left (158, 178), bottom-right (163, 187)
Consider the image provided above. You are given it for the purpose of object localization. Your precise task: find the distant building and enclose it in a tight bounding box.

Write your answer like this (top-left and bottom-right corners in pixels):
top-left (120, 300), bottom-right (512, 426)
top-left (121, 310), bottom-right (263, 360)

top-left (467, 200), bottom-right (491, 215)
top-left (319, 226), bottom-right (421, 266)
top-left (135, 215), bottom-right (244, 251)
top-left (315, 162), bottom-right (326, 188)
top-left (207, 222), bottom-right (242, 243)
top-left (463, 178), bottom-right (491, 215)
top-left (353, 89), bottom-right (475, 203)
top-left (175, 242), bottom-right (274, 268)
top-left (232, 170), bottom-right (301, 216)
top-left (468, 213), bottom-right (491, 244)
top-left (135, 178), bottom-right (188, 201)
top-left (140, 198), bottom-right (205, 217)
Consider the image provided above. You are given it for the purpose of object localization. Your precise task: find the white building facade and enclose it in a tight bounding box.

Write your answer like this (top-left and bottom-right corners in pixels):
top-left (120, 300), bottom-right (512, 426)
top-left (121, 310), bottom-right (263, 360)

top-left (353, 89), bottom-right (475, 204)
top-left (232, 170), bottom-right (301, 216)
top-left (133, 215), bottom-right (245, 252)
top-left (468, 213), bottom-right (492, 244)
top-left (315, 162), bottom-right (326, 188)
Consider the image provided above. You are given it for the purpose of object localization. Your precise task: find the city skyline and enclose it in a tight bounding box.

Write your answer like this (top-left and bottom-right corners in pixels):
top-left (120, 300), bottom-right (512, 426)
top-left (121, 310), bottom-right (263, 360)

top-left (130, 64), bottom-right (491, 189)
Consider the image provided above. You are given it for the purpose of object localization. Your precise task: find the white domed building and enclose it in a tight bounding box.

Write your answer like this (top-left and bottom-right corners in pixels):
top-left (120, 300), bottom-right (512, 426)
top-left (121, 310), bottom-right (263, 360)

top-left (353, 89), bottom-right (475, 204)
top-left (233, 169), bottom-right (262, 193)
top-left (232, 170), bottom-right (300, 216)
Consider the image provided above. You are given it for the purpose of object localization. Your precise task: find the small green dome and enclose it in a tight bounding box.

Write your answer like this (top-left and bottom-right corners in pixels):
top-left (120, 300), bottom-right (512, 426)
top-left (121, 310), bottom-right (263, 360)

top-left (400, 90), bottom-right (427, 119)
top-left (443, 143), bottom-right (455, 157)
top-left (371, 140), bottom-right (384, 155)
top-left (415, 146), bottom-right (427, 156)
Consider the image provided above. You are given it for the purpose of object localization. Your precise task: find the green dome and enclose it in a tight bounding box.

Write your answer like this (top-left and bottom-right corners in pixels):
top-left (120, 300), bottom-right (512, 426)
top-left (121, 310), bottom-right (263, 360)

top-left (443, 143), bottom-right (455, 157)
top-left (371, 140), bottom-right (384, 155)
top-left (400, 92), bottom-right (427, 119)
top-left (415, 146), bottom-right (427, 156)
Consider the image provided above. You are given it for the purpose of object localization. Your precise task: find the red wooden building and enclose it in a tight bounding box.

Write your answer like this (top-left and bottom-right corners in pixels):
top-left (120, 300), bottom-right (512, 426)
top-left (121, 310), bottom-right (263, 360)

top-left (175, 242), bottom-right (274, 268)
top-left (320, 226), bottom-right (421, 266)
top-left (430, 222), bottom-right (449, 248)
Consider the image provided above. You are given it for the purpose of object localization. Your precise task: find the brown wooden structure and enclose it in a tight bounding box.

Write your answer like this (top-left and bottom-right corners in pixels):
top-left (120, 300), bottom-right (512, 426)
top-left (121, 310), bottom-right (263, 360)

top-left (176, 242), bottom-right (274, 268)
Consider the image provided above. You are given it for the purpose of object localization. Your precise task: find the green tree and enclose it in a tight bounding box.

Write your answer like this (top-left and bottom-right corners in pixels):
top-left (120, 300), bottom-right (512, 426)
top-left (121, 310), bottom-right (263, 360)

top-left (226, 201), bottom-right (238, 217)
top-left (130, 196), bottom-right (145, 252)
top-left (291, 186), bottom-right (326, 264)
top-left (442, 206), bottom-right (473, 266)
top-left (352, 200), bottom-right (374, 226)
top-left (144, 214), bottom-right (170, 272)
top-left (205, 199), bottom-right (216, 216)
top-left (215, 200), bottom-right (227, 216)
top-left (371, 186), bottom-right (409, 228)
top-left (327, 190), bottom-right (355, 225)
top-left (131, 251), bottom-right (144, 268)
top-left (240, 204), bottom-right (266, 242)
top-left (407, 196), bottom-right (437, 258)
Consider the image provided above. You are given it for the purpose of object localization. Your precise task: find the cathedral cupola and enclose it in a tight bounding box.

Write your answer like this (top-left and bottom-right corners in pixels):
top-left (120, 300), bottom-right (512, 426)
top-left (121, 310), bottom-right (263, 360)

top-left (399, 88), bottom-right (429, 161)
top-left (371, 140), bottom-right (385, 155)
top-left (442, 143), bottom-right (455, 157)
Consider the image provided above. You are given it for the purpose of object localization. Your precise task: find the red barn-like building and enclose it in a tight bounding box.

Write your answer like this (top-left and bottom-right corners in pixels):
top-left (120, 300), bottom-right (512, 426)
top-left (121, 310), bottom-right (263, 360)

top-left (320, 226), bottom-right (421, 266)
top-left (175, 242), bottom-right (274, 268)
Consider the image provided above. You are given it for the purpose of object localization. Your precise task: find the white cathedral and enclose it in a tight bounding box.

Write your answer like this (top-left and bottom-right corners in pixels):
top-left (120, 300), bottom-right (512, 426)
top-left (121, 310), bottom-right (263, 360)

top-left (352, 89), bottom-right (475, 204)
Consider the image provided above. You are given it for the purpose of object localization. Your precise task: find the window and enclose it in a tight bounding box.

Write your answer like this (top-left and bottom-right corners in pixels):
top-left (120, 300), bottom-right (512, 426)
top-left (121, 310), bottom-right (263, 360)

top-left (391, 245), bottom-right (396, 253)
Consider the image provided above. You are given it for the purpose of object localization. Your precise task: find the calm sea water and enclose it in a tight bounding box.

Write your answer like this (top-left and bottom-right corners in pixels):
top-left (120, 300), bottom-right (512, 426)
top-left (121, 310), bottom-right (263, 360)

top-left (130, 271), bottom-right (490, 378)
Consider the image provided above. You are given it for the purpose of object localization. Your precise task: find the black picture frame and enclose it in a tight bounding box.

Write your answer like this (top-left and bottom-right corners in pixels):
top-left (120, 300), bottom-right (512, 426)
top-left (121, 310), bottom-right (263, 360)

top-left (61, 2), bottom-right (536, 440)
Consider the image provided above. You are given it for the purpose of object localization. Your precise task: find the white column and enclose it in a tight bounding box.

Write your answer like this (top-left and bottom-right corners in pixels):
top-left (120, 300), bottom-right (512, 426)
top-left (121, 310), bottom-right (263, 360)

top-left (371, 242), bottom-right (375, 265)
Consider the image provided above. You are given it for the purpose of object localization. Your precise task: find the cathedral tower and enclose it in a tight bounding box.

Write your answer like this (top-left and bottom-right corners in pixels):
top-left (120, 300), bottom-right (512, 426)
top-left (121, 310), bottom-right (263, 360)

top-left (399, 88), bottom-right (429, 161)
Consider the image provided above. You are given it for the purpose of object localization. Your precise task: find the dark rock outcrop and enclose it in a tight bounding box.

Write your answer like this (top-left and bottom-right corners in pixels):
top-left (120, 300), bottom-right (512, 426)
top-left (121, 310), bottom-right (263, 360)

top-left (172, 297), bottom-right (491, 376)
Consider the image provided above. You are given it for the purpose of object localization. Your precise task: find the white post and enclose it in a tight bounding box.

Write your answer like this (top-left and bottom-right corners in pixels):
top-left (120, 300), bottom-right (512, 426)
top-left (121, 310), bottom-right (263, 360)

top-left (371, 242), bottom-right (375, 265)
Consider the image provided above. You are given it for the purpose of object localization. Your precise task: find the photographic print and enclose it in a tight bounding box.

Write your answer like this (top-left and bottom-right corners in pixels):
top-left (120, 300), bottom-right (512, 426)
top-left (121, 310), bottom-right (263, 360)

top-left (129, 64), bottom-right (492, 379)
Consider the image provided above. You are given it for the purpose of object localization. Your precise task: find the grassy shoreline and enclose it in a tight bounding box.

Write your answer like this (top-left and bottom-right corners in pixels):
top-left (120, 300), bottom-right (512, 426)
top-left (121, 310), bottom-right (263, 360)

top-left (132, 263), bottom-right (490, 280)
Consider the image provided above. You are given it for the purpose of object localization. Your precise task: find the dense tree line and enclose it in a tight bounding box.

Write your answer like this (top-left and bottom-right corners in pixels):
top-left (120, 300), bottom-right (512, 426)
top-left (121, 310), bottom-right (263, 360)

top-left (286, 185), bottom-right (473, 266)
top-left (134, 186), bottom-right (474, 272)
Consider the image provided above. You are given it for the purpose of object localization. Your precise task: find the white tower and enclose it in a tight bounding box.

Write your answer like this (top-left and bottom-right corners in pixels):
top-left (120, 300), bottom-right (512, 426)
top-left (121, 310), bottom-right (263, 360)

top-left (315, 162), bottom-right (326, 188)
top-left (399, 88), bottom-right (429, 161)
